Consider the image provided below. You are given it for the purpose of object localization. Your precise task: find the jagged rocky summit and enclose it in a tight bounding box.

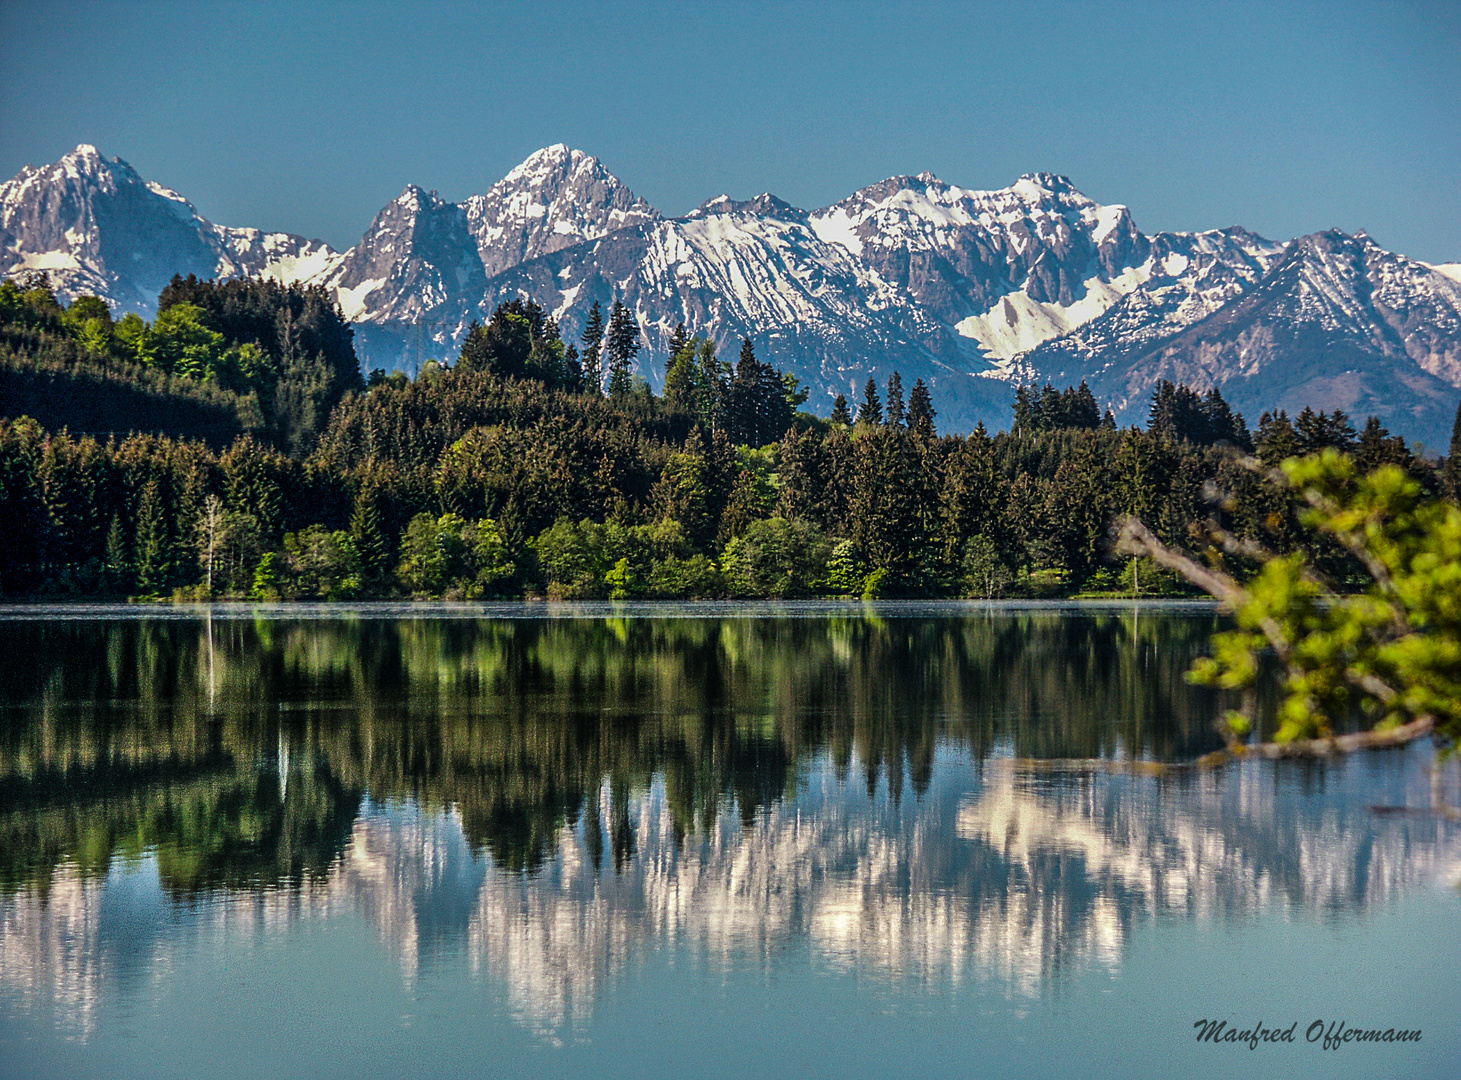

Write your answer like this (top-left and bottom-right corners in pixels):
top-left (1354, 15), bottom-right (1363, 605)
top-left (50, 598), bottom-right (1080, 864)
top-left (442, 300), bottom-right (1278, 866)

top-left (4, 143), bottom-right (1460, 446)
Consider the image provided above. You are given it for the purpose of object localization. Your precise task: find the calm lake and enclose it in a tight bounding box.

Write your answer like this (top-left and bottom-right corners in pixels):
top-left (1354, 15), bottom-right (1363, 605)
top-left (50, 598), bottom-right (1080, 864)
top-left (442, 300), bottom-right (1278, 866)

top-left (0, 603), bottom-right (1457, 1080)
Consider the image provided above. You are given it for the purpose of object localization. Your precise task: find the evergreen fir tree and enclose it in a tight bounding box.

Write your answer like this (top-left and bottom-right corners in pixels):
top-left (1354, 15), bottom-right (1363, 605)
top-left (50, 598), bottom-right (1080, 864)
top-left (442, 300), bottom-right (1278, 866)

top-left (350, 484), bottom-right (390, 585)
top-left (1038, 383), bottom-right (1063, 427)
top-left (105, 512), bottom-right (131, 593)
top-left (885, 372), bottom-right (905, 427)
top-left (1070, 381), bottom-right (1101, 429)
top-left (1149, 380), bottom-right (1205, 442)
top-left (693, 338), bottom-right (726, 430)
top-left (729, 337), bottom-right (761, 444)
top-left (751, 346), bottom-right (793, 445)
top-left (857, 378), bottom-right (882, 425)
top-left (1200, 387), bottom-right (1243, 446)
top-left (666, 322), bottom-right (690, 372)
top-left (1294, 406), bottom-right (1357, 454)
top-left (830, 394), bottom-right (852, 427)
top-left (134, 478), bottom-right (170, 596)
top-left (604, 300), bottom-right (640, 399)
top-left (1355, 416), bottom-right (1414, 474)
top-left (907, 378), bottom-right (936, 438)
top-left (664, 347), bottom-right (698, 415)
top-left (1256, 410), bottom-right (1300, 465)
top-left (562, 343), bottom-right (583, 390)
top-left (1012, 385), bottom-right (1036, 433)
top-left (580, 301), bottom-right (605, 394)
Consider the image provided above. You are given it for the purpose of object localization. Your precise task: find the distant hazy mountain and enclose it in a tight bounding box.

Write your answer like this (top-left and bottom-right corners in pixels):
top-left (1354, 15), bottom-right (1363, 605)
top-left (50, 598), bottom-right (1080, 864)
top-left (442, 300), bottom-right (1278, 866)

top-left (4, 144), bottom-right (1459, 444)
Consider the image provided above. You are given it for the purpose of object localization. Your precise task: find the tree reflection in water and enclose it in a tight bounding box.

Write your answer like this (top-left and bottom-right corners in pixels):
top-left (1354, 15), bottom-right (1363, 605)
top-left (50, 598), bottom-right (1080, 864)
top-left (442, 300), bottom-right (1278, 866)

top-left (0, 609), bottom-right (1455, 1037)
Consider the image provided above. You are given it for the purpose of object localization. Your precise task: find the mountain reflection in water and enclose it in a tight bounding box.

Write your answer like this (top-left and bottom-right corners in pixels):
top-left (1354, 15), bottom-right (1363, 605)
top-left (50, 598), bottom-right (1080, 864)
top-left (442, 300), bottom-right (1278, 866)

top-left (1, 608), bottom-right (1458, 1039)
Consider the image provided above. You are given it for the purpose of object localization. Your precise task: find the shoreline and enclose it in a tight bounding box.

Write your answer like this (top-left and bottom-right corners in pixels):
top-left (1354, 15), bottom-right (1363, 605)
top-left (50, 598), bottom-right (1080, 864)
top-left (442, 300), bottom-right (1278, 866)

top-left (0, 597), bottom-right (1224, 620)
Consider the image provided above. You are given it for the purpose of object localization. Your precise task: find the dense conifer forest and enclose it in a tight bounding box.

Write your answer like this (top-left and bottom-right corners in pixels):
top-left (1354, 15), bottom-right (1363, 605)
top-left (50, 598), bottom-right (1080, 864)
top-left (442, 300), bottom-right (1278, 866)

top-left (2, 272), bottom-right (1457, 602)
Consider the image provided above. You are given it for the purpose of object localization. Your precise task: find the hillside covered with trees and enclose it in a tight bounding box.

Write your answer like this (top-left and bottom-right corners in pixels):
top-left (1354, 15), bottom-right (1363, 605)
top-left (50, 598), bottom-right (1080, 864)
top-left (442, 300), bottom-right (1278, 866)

top-left (2, 272), bottom-right (1458, 603)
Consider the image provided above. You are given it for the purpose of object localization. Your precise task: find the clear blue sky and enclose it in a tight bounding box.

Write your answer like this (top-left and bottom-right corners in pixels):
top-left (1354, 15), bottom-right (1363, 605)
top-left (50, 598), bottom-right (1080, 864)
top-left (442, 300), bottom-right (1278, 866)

top-left (2, 0), bottom-right (1458, 261)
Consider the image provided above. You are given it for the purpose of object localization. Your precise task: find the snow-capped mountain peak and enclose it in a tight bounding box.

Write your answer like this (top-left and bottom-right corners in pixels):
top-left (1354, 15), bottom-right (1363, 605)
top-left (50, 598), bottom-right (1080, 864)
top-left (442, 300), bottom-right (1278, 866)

top-left (501, 142), bottom-right (577, 182)
top-left (464, 146), bottom-right (660, 278)
top-left (4, 145), bottom-right (1459, 445)
top-left (1011, 171), bottom-right (1084, 199)
top-left (0, 144), bottom-right (337, 314)
top-left (688, 193), bottom-right (803, 221)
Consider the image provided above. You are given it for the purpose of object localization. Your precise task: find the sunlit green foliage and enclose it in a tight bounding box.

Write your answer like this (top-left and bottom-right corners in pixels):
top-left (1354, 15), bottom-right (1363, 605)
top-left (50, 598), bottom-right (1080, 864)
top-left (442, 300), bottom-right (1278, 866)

top-left (721, 517), bottom-right (831, 598)
top-left (1178, 451), bottom-right (1461, 748)
top-left (2, 273), bottom-right (361, 453)
top-left (4, 274), bottom-right (1458, 603)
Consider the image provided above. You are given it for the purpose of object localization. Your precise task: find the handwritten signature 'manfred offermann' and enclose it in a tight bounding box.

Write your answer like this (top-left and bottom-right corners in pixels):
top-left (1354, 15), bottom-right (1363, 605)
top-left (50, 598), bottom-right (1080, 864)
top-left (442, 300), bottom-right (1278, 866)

top-left (1194, 1019), bottom-right (1422, 1051)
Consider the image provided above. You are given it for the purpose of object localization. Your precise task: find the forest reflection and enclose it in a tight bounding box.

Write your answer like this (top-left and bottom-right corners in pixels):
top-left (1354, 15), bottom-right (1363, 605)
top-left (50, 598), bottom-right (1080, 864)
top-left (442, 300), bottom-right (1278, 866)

top-left (0, 610), bottom-right (1237, 891)
top-left (0, 611), bottom-right (1457, 1037)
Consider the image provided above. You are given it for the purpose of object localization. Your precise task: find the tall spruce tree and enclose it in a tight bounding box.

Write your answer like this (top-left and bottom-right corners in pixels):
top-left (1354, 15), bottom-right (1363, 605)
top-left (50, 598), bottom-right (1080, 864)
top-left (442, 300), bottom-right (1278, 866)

top-left (729, 338), bottom-right (760, 444)
top-left (1069, 382), bottom-right (1101, 429)
top-left (664, 344), bottom-right (698, 415)
top-left (857, 378), bottom-right (882, 425)
top-left (105, 513), bottom-right (131, 593)
top-left (579, 301), bottom-right (606, 394)
top-left (562, 343), bottom-right (583, 390)
top-left (907, 379), bottom-right (936, 438)
top-left (666, 323), bottom-right (690, 372)
top-left (350, 483), bottom-right (390, 586)
top-left (134, 478), bottom-right (171, 596)
top-left (695, 338), bottom-right (726, 430)
top-left (604, 300), bottom-right (640, 399)
top-left (1012, 385), bottom-right (1036, 433)
top-left (885, 372), bottom-right (906, 427)
top-left (830, 394), bottom-right (852, 427)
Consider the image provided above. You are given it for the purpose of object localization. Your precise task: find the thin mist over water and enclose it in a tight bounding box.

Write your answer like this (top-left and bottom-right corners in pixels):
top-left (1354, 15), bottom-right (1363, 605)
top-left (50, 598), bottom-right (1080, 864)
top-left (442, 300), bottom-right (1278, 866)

top-left (0, 598), bottom-right (1222, 621)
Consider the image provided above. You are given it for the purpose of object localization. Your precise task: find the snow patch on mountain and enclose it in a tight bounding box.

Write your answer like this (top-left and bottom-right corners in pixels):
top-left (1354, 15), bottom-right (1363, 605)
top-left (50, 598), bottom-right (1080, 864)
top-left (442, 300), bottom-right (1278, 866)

top-left (1429, 262), bottom-right (1461, 286)
top-left (956, 266), bottom-right (1150, 367)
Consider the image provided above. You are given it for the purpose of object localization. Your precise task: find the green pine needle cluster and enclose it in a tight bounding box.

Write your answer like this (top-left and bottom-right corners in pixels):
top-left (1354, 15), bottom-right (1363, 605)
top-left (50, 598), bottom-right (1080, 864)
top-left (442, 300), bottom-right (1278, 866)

top-left (1180, 450), bottom-right (1460, 750)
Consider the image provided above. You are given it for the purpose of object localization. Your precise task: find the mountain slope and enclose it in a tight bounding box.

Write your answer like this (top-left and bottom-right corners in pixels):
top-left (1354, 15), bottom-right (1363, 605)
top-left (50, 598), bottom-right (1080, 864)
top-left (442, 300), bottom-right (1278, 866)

top-left (0, 145), bottom-right (336, 314)
top-left (474, 192), bottom-right (1009, 418)
top-left (1040, 230), bottom-right (1461, 446)
top-left (809, 171), bottom-right (1152, 370)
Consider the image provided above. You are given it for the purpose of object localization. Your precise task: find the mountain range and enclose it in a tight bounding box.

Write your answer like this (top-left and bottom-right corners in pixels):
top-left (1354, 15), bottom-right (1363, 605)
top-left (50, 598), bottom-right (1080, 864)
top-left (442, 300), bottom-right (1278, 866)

top-left (4, 143), bottom-right (1460, 446)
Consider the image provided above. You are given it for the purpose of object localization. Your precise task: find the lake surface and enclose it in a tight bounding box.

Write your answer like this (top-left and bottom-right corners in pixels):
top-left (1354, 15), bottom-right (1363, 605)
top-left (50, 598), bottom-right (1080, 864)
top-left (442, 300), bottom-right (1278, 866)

top-left (0, 603), bottom-right (1457, 1080)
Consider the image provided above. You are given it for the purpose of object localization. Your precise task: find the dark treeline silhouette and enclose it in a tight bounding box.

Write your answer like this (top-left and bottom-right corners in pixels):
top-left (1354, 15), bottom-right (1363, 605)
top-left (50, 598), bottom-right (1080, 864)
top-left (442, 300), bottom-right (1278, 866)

top-left (1, 273), bottom-right (1455, 600)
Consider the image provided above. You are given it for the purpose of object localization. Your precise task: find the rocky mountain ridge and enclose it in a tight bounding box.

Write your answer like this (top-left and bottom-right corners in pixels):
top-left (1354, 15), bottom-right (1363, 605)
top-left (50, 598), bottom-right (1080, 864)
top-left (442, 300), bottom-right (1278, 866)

top-left (4, 144), bottom-right (1459, 445)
